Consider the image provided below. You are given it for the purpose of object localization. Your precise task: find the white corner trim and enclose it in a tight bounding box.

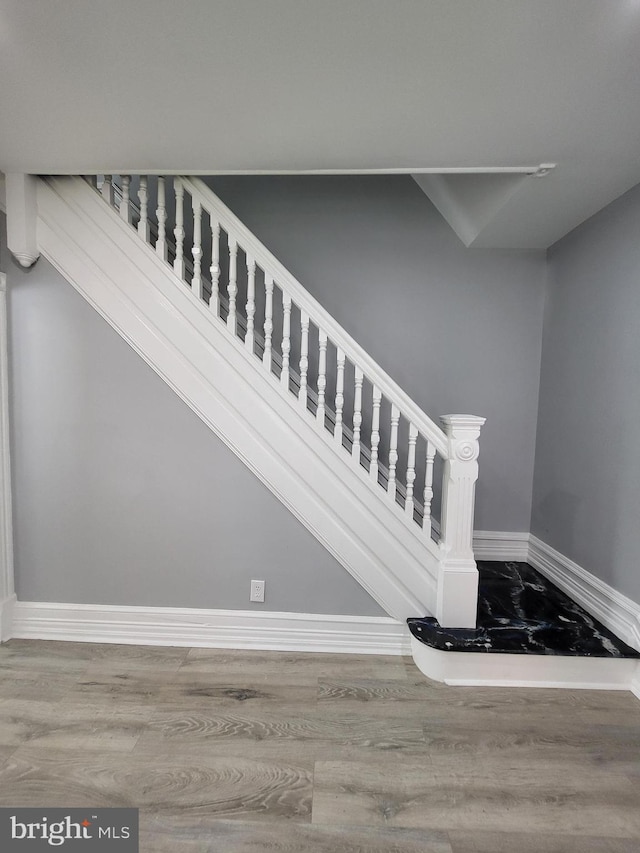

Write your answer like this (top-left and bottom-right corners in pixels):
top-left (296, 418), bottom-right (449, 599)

top-left (0, 272), bottom-right (16, 642)
top-left (0, 594), bottom-right (16, 643)
top-left (5, 174), bottom-right (40, 267)
top-left (528, 535), bottom-right (640, 653)
top-left (631, 672), bottom-right (640, 701)
top-left (11, 601), bottom-right (411, 656)
top-left (473, 530), bottom-right (530, 561)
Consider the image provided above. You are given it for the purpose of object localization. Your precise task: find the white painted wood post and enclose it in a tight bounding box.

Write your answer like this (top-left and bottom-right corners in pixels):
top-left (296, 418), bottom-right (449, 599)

top-left (423, 442), bottom-right (436, 533)
top-left (137, 176), bottom-right (150, 242)
top-left (101, 174), bottom-right (114, 206)
top-left (191, 199), bottom-right (203, 300)
top-left (227, 238), bottom-right (238, 334)
top-left (119, 175), bottom-right (132, 223)
top-left (437, 414), bottom-right (485, 628)
top-left (405, 423), bottom-right (418, 518)
top-left (263, 275), bottom-right (274, 371)
top-left (245, 257), bottom-right (256, 353)
top-left (0, 274), bottom-right (16, 641)
top-left (369, 386), bottom-right (382, 483)
top-left (352, 366), bottom-right (363, 464)
top-left (156, 177), bottom-right (168, 262)
top-left (299, 312), bottom-right (310, 411)
top-left (5, 174), bottom-right (40, 268)
top-left (317, 331), bottom-right (328, 427)
top-left (173, 180), bottom-right (186, 280)
top-left (210, 221), bottom-right (220, 316)
top-left (281, 293), bottom-right (292, 390)
top-left (388, 404), bottom-right (400, 503)
top-left (334, 348), bottom-right (345, 446)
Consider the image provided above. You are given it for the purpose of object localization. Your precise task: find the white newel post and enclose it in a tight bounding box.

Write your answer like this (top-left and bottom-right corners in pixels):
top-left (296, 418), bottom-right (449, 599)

top-left (437, 414), bottom-right (485, 629)
top-left (0, 274), bottom-right (16, 641)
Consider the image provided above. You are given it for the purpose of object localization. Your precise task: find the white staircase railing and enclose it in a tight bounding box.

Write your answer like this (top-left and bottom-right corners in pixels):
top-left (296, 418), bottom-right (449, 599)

top-left (89, 174), bottom-right (485, 628)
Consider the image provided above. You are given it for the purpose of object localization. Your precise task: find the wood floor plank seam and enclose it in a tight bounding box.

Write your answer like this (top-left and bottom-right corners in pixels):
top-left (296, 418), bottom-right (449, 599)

top-left (0, 639), bottom-right (639, 852)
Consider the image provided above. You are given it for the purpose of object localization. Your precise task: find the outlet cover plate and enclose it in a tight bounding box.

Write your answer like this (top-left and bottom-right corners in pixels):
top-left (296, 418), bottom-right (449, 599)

top-left (250, 579), bottom-right (265, 603)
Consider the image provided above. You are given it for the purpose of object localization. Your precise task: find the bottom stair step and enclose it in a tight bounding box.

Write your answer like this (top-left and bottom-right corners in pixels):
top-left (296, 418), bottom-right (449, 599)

top-left (408, 561), bottom-right (640, 692)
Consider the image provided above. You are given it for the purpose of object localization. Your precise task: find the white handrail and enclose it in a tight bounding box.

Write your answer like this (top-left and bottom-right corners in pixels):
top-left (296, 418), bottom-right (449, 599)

top-left (181, 176), bottom-right (449, 459)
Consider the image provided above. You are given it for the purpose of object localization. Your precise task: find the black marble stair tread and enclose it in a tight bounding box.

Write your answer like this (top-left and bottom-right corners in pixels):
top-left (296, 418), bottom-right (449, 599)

top-left (408, 561), bottom-right (640, 658)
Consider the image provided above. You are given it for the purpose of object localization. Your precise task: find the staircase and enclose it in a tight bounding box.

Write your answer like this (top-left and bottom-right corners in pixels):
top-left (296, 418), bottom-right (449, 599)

top-left (27, 173), bottom-right (485, 629)
top-left (2, 173), bottom-right (640, 695)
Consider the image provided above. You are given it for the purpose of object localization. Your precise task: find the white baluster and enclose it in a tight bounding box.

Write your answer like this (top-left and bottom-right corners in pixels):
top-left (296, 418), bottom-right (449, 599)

top-left (246, 257), bottom-right (256, 353)
top-left (101, 175), bottom-right (114, 206)
top-left (210, 221), bottom-right (220, 316)
top-left (299, 312), bottom-right (310, 411)
top-left (405, 424), bottom-right (418, 518)
top-left (191, 199), bottom-right (203, 300)
top-left (369, 386), bottom-right (382, 482)
top-left (388, 404), bottom-right (400, 504)
top-left (334, 348), bottom-right (345, 446)
top-left (281, 293), bottom-right (292, 389)
top-left (137, 176), bottom-right (150, 242)
top-left (263, 275), bottom-right (274, 371)
top-left (119, 175), bottom-right (132, 223)
top-left (173, 180), bottom-right (185, 279)
top-left (317, 331), bottom-right (328, 427)
top-left (227, 238), bottom-right (238, 333)
top-left (156, 177), bottom-right (168, 261)
top-left (423, 442), bottom-right (436, 533)
top-left (352, 366), bottom-right (364, 464)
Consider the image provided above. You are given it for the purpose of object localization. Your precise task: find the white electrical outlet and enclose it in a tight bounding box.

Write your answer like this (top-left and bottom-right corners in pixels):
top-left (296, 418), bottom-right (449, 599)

top-left (250, 579), bottom-right (265, 602)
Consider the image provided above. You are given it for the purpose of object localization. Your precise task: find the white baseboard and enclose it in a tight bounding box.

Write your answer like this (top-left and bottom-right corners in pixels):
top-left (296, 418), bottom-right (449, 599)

top-left (528, 535), bottom-right (640, 653)
top-left (11, 601), bottom-right (411, 656)
top-left (0, 594), bottom-right (16, 642)
top-left (410, 635), bottom-right (639, 691)
top-left (473, 530), bottom-right (530, 561)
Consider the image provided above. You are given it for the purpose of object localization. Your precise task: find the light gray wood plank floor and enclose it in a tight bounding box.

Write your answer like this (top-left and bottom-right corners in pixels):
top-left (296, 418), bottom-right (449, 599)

top-left (0, 639), bottom-right (639, 852)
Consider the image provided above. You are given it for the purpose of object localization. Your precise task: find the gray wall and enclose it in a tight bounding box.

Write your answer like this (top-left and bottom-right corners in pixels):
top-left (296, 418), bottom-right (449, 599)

top-left (1, 174), bottom-right (550, 615)
top-left (206, 176), bottom-right (547, 531)
top-left (1, 216), bottom-right (383, 615)
top-left (531, 182), bottom-right (640, 603)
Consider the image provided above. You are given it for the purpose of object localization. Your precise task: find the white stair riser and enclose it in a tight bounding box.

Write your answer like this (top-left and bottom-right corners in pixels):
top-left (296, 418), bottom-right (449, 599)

top-left (411, 635), bottom-right (639, 692)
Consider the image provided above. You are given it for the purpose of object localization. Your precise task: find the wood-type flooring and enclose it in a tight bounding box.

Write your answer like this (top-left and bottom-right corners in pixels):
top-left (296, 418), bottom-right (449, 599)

top-left (0, 639), bottom-right (638, 852)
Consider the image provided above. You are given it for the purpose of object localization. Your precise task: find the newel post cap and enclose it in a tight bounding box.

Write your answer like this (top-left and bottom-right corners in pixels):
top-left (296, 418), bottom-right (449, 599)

top-left (440, 414), bottom-right (486, 431)
top-left (440, 415), bottom-right (485, 462)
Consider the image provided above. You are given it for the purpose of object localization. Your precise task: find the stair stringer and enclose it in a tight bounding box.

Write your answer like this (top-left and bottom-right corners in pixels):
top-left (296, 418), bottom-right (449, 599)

top-left (35, 176), bottom-right (440, 622)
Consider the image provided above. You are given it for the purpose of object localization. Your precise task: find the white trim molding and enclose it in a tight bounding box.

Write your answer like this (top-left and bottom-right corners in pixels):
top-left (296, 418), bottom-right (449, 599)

top-left (0, 595), bottom-right (17, 644)
top-left (11, 601), bottom-right (411, 656)
top-left (5, 174), bottom-right (40, 268)
top-left (528, 535), bottom-right (640, 654)
top-left (0, 272), bottom-right (16, 641)
top-left (410, 634), bottom-right (639, 692)
top-left (473, 530), bottom-right (530, 562)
